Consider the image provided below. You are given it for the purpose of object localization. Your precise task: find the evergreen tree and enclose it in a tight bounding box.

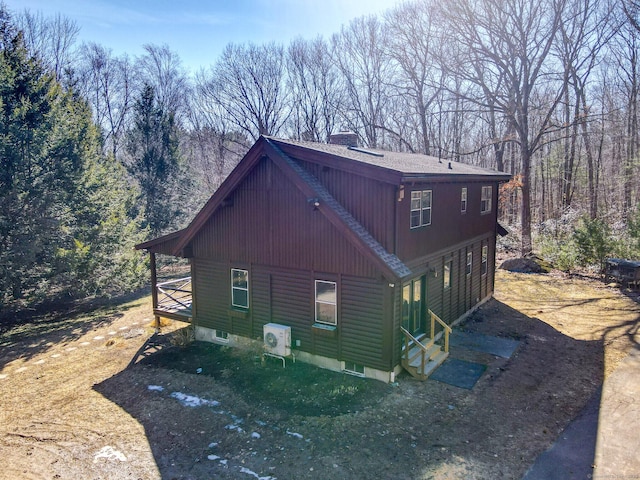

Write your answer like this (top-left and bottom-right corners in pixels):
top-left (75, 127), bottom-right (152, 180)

top-left (126, 83), bottom-right (182, 236)
top-left (0, 7), bottom-right (147, 307)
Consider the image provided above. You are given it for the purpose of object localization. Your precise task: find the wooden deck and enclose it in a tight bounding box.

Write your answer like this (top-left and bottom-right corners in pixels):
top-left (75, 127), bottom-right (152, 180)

top-left (155, 277), bottom-right (192, 323)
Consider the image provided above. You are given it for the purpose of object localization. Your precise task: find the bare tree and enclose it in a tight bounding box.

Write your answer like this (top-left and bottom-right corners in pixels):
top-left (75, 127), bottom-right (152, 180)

top-left (610, 18), bottom-right (640, 221)
top-left (331, 15), bottom-right (393, 148)
top-left (440, 0), bottom-right (569, 255)
top-left (201, 42), bottom-right (289, 141)
top-left (136, 44), bottom-right (190, 120)
top-left (15, 10), bottom-right (79, 82)
top-left (384, 0), bottom-right (445, 154)
top-left (77, 43), bottom-right (135, 159)
top-left (286, 36), bottom-right (343, 142)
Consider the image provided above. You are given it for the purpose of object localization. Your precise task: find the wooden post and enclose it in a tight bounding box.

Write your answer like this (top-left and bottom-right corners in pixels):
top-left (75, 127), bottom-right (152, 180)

top-left (150, 252), bottom-right (160, 332)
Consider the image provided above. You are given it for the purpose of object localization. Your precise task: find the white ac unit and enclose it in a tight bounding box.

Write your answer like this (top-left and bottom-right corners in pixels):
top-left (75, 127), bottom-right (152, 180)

top-left (263, 323), bottom-right (291, 356)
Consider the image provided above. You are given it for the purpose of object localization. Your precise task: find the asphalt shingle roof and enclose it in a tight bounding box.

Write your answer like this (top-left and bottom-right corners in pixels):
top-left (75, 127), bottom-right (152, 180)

top-left (266, 136), bottom-right (510, 179)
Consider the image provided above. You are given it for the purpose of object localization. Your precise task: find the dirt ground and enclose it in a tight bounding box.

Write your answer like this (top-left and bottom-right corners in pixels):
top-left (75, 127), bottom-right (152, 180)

top-left (1, 269), bottom-right (639, 480)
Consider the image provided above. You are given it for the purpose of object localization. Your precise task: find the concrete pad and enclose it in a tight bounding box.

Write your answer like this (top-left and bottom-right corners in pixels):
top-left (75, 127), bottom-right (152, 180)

top-left (593, 347), bottom-right (640, 479)
top-left (450, 330), bottom-right (520, 358)
top-left (429, 358), bottom-right (486, 390)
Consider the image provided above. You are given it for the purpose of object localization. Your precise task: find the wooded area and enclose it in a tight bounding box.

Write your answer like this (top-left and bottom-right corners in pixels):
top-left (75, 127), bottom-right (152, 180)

top-left (2, 0), bottom-right (640, 310)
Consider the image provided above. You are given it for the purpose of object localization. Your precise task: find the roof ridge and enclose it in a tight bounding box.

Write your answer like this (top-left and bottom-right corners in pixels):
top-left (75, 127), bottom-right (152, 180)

top-left (265, 138), bottom-right (411, 279)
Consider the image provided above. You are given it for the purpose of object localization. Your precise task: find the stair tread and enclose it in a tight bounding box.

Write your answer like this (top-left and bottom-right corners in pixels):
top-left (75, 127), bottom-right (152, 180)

top-left (417, 351), bottom-right (449, 377)
top-left (408, 344), bottom-right (442, 367)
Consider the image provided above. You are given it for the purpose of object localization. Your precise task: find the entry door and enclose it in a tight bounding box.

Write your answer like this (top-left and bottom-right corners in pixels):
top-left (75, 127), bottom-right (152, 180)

top-left (402, 277), bottom-right (425, 337)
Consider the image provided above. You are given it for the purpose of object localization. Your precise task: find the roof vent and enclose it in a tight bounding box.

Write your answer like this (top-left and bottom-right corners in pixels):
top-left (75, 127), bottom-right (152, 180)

top-left (329, 131), bottom-right (358, 147)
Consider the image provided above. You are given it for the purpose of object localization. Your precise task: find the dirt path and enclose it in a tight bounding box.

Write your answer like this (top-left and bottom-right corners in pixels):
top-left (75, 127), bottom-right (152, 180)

top-left (1, 271), bottom-right (638, 479)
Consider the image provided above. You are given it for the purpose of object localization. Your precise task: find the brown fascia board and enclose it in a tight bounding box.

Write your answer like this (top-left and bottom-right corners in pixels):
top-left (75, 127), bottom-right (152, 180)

top-left (271, 139), bottom-right (402, 185)
top-left (135, 228), bottom-right (186, 251)
top-left (171, 137), bottom-right (268, 256)
top-left (400, 173), bottom-right (512, 183)
top-left (263, 138), bottom-right (410, 281)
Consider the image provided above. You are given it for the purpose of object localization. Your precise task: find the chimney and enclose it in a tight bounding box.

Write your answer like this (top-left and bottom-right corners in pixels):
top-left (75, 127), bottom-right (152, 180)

top-left (329, 131), bottom-right (358, 147)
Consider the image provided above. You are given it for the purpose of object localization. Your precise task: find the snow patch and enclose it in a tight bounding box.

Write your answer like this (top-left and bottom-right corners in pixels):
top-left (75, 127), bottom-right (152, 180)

top-left (170, 391), bottom-right (220, 408)
top-left (286, 431), bottom-right (303, 439)
top-left (94, 446), bottom-right (127, 463)
top-left (207, 454), bottom-right (221, 461)
top-left (251, 432), bottom-right (261, 439)
top-left (147, 385), bottom-right (164, 392)
top-left (239, 466), bottom-right (276, 480)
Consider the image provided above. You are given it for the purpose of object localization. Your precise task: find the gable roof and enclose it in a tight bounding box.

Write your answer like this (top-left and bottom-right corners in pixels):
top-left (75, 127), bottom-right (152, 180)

top-left (265, 136), bottom-right (512, 183)
top-left (141, 135), bottom-right (510, 280)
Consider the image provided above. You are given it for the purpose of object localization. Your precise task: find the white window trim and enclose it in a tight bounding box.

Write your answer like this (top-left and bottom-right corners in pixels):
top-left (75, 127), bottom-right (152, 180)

top-left (231, 268), bottom-right (249, 309)
top-left (410, 190), bottom-right (432, 229)
top-left (481, 186), bottom-right (492, 214)
top-left (315, 280), bottom-right (337, 326)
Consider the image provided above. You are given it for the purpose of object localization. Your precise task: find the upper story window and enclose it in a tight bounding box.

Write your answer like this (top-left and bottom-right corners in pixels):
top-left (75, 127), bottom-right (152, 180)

top-left (461, 187), bottom-right (467, 213)
top-left (466, 251), bottom-right (473, 276)
top-left (481, 186), bottom-right (492, 214)
top-left (231, 268), bottom-right (249, 308)
top-left (315, 280), bottom-right (337, 325)
top-left (410, 190), bottom-right (432, 229)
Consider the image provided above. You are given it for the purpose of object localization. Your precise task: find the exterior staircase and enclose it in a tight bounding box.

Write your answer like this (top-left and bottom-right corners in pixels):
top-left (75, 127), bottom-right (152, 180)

top-left (401, 310), bottom-right (452, 380)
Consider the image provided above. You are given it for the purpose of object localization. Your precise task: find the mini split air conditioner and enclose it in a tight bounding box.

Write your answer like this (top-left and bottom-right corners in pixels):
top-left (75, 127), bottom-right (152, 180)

top-left (263, 323), bottom-right (291, 356)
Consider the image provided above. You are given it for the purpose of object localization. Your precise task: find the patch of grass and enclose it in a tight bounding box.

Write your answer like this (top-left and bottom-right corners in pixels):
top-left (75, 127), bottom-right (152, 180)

top-left (138, 341), bottom-right (390, 417)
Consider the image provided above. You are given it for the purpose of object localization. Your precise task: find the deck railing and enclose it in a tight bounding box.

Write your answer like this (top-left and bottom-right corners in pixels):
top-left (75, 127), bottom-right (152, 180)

top-left (156, 276), bottom-right (192, 313)
top-left (429, 309), bottom-right (452, 353)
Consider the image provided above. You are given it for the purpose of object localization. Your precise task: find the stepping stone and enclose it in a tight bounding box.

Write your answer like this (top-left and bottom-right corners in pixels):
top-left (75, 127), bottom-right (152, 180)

top-left (94, 336), bottom-right (105, 340)
top-left (15, 367), bottom-right (28, 373)
top-left (0, 374), bottom-right (8, 380)
top-left (51, 354), bottom-right (61, 358)
top-left (34, 359), bottom-right (45, 365)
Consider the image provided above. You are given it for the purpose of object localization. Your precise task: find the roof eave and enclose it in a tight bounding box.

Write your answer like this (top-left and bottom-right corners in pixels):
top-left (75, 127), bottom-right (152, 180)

top-left (401, 173), bottom-right (512, 183)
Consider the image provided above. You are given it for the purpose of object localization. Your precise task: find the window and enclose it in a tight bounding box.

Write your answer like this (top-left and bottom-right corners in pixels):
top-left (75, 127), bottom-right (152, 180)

top-left (461, 187), bottom-right (467, 213)
top-left (481, 186), bottom-right (492, 214)
top-left (444, 259), bottom-right (452, 289)
top-left (466, 252), bottom-right (473, 276)
top-left (410, 190), bottom-right (432, 228)
top-left (343, 361), bottom-right (365, 377)
top-left (315, 280), bottom-right (337, 325)
top-left (482, 245), bottom-right (488, 276)
top-left (231, 268), bottom-right (249, 308)
top-left (402, 277), bottom-right (424, 335)
top-left (215, 330), bottom-right (229, 342)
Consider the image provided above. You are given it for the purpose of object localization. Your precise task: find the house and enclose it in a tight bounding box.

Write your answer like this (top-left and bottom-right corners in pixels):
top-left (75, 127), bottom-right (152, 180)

top-left (136, 134), bottom-right (511, 382)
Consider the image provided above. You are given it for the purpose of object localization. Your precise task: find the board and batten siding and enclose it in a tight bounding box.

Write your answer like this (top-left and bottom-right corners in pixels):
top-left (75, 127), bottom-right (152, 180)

top-left (398, 180), bottom-right (501, 263)
top-left (192, 257), bottom-right (231, 332)
top-left (190, 157), bottom-right (380, 279)
top-left (192, 258), bottom-right (392, 370)
top-left (296, 159), bottom-right (396, 253)
top-left (340, 276), bottom-right (390, 371)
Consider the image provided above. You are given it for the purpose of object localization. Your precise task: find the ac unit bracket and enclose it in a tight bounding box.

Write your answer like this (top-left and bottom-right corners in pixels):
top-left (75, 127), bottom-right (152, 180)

top-left (262, 351), bottom-right (296, 368)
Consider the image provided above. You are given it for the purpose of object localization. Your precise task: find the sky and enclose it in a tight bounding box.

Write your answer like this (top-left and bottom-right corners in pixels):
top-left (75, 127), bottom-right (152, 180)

top-left (4, 0), bottom-right (400, 74)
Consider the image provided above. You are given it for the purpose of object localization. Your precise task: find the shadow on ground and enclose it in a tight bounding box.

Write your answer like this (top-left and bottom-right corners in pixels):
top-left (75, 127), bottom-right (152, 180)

top-left (93, 298), bottom-right (605, 480)
top-left (0, 288), bottom-right (150, 368)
